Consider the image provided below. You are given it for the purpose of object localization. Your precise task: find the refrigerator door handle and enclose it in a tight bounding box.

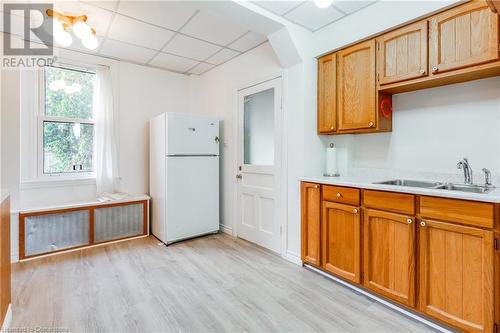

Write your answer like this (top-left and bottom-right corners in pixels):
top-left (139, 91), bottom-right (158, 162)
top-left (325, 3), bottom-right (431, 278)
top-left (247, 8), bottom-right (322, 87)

top-left (215, 136), bottom-right (220, 144)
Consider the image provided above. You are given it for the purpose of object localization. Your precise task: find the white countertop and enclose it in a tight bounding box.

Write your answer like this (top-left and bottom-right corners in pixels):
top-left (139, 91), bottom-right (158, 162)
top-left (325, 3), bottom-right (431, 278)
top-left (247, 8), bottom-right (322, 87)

top-left (301, 175), bottom-right (500, 203)
top-left (20, 194), bottom-right (150, 214)
top-left (0, 190), bottom-right (8, 203)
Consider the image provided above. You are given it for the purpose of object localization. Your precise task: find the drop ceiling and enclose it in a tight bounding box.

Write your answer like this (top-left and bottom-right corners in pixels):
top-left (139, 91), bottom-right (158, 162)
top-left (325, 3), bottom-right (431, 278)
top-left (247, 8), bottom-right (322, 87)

top-left (1, 0), bottom-right (268, 75)
top-left (252, 1), bottom-right (377, 32)
top-left (1, 1), bottom-right (378, 75)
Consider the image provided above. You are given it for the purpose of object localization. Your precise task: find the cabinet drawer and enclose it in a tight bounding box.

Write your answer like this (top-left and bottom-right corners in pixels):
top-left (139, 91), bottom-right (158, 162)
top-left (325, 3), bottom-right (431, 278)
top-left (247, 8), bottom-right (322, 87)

top-left (323, 185), bottom-right (360, 206)
top-left (420, 196), bottom-right (494, 229)
top-left (363, 190), bottom-right (415, 215)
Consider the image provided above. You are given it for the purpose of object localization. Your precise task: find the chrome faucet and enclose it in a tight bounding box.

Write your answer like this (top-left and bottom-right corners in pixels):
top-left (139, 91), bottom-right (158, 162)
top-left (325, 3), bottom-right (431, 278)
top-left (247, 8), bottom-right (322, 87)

top-left (482, 168), bottom-right (492, 186)
top-left (457, 158), bottom-right (473, 185)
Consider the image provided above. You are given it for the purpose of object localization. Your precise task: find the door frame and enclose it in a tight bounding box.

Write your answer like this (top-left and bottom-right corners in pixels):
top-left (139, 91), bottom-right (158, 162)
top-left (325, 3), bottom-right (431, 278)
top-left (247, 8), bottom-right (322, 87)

top-left (232, 73), bottom-right (287, 256)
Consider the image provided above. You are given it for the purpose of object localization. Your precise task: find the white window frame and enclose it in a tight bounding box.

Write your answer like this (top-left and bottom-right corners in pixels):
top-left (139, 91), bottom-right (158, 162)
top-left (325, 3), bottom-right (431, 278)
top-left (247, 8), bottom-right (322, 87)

top-left (37, 63), bottom-right (96, 179)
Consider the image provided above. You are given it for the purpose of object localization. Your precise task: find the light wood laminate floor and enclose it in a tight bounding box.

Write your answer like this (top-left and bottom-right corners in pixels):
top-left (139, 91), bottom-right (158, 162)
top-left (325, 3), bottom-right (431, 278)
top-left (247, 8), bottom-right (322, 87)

top-left (11, 234), bottom-right (435, 333)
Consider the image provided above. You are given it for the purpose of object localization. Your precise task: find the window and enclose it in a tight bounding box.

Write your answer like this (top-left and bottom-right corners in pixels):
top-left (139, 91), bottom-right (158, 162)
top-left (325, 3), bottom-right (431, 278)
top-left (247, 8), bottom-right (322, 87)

top-left (40, 65), bottom-right (96, 175)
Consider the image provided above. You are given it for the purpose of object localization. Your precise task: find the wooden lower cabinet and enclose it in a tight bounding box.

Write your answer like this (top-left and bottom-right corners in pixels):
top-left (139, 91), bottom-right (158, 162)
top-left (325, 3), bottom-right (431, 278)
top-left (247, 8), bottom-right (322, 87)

top-left (301, 182), bottom-right (498, 332)
top-left (322, 201), bottom-right (361, 283)
top-left (419, 219), bottom-right (494, 333)
top-left (363, 209), bottom-right (415, 306)
top-left (301, 182), bottom-right (321, 266)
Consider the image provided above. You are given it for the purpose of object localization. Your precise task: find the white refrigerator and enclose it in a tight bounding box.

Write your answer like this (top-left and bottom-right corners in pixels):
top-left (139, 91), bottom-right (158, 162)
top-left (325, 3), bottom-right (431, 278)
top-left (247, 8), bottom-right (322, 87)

top-left (150, 112), bottom-right (220, 244)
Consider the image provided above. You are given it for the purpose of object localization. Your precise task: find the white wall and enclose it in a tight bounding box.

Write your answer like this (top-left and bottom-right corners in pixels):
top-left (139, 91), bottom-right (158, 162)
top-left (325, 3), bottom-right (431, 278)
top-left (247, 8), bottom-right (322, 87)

top-left (1, 47), bottom-right (197, 261)
top-left (197, 42), bottom-right (283, 234)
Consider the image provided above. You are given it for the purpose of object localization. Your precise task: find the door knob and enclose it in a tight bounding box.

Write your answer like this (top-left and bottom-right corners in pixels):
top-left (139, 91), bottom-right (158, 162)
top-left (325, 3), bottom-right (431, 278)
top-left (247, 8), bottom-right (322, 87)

top-left (420, 221), bottom-right (426, 227)
top-left (353, 208), bottom-right (358, 214)
top-left (236, 174), bottom-right (242, 180)
top-left (432, 66), bottom-right (438, 73)
top-left (407, 218), bottom-right (413, 224)
top-left (368, 121), bottom-right (374, 127)
top-left (336, 193), bottom-right (342, 198)
top-left (419, 69), bottom-right (425, 75)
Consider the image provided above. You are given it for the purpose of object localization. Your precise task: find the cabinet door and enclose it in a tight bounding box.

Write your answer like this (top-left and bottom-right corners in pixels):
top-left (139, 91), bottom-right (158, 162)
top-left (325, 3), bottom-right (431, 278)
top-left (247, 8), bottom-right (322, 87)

top-left (363, 209), bottom-right (415, 307)
top-left (301, 182), bottom-right (321, 266)
top-left (378, 21), bottom-right (428, 85)
top-left (419, 219), bottom-right (494, 333)
top-left (322, 201), bottom-right (361, 283)
top-left (317, 53), bottom-right (337, 134)
top-left (338, 40), bottom-right (376, 132)
top-left (430, 1), bottom-right (499, 74)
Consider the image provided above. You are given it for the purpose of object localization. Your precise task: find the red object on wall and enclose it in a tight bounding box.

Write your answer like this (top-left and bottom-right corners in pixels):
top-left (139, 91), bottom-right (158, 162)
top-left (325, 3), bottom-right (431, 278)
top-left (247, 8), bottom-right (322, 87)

top-left (379, 95), bottom-right (392, 118)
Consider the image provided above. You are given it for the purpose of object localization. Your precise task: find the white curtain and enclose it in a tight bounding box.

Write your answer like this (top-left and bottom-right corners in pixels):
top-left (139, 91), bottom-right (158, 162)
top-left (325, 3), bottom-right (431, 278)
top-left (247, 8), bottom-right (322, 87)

top-left (94, 66), bottom-right (118, 196)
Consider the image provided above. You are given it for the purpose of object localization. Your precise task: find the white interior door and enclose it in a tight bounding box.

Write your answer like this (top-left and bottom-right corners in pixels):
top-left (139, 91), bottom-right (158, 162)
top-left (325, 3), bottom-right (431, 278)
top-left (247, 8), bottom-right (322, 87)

top-left (236, 77), bottom-right (282, 254)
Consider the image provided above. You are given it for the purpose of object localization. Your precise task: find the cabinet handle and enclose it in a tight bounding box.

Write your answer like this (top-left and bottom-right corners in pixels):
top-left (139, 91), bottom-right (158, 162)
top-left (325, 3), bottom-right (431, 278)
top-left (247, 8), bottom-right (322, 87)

top-left (314, 185), bottom-right (319, 189)
top-left (336, 193), bottom-right (342, 198)
top-left (330, 126), bottom-right (335, 130)
top-left (407, 218), bottom-right (413, 224)
top-left (353, 208), bottom-right (358, 214)
top-left (420, 221), bottom-right (426, 227)
top-left (368, 121), bottom-right (374, 127)
top-left (432, 66), bottom-right (438, 73)
top-left (419, 69), bottom-right (425, 75)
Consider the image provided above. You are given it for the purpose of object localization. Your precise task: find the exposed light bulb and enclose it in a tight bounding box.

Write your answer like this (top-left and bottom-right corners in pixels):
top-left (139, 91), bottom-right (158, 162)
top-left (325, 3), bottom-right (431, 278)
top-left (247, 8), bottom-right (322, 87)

top-left (55, 30), bottom-right (72, 47)
top-left (65, 83), bottom-right (82, 94)
top-left (73, 21), bottom-right (92, 39)
top-left (82, 34), bottom-right (98, 50)
top-left (53, 19), bottom-right (64, 34)
top-left (314, 0), bottom-right (334, 9)
top-left (49, 80), bottom-right (66, 91)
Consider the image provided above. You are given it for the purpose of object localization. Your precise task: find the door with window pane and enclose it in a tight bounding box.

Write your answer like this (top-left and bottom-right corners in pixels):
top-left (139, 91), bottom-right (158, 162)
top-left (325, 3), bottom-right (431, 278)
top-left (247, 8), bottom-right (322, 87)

top-left (236, 77), bottom-right (282, 254)
top-left (41, 65), bottom-right (95, 175)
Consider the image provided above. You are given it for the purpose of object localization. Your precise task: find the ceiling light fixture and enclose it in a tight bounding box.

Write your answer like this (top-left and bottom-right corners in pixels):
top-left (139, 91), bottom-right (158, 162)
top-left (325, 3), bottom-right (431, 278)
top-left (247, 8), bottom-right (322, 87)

top-left (314, 0), bottom-right (334, 9)
top-left (46, 9), bottom-right (98, 50)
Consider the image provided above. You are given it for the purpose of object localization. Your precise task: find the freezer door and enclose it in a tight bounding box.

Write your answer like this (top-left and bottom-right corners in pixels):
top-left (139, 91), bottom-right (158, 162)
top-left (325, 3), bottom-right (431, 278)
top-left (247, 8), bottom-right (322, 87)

top-left (165, 156), bottom-right (219, 242)
top-left (166, 113), bottom-right (219, 155)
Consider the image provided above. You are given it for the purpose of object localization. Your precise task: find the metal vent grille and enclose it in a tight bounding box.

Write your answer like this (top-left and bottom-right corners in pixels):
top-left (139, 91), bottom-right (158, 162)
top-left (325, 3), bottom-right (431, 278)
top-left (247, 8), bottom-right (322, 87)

top-left (94, 203), bottom-right (144, 243)
top-left (24, 210), bottom-right (89, 257)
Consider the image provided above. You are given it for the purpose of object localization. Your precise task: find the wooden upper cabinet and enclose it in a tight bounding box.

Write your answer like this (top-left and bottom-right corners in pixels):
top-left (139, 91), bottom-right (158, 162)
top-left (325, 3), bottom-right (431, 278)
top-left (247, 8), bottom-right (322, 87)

top-left (338, 40), bottom-right (376, 132)
top-left (378, 21), bottom-right (429, 85)
top-left (317, 53), bottom-right (337, 134)
top-left (486, 0), bottom-right (500, 14)
top-left (363, 209), bottom-right (415, 307)
top-left (322, 201), bottom-right (361, 283)
top-left (430, 1), bottom-right (499, 75)
top-left (419, 220), bottom-right (494, 333)
top-left (301, 182), bottom-right (321, 266)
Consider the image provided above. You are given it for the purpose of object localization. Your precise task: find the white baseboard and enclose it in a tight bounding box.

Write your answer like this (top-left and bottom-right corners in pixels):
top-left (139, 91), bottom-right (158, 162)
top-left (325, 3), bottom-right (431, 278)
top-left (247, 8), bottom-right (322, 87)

top-left (1, 304), bottom-right (12, 331)
top-left (284, 251), bottom-right (302, 266)
top-left (305, 265), bottom-right (453, 333)
top-left (219, 224), bottom-right (233, 235)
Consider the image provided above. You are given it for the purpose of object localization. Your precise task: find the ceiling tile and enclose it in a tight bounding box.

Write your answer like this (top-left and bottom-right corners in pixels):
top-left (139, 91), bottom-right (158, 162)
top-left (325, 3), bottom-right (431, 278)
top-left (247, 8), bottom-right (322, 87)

top-left (228, 31), bottom-right (267, 52)
top-left (99, 38), bottom-right (157, 63)
top-left (53, 1), bottom-right (113, 37)
top-left (116, 1), bottom-right (197, 31)
top-left (108, 14), bottom-right (174, 50)
top-left (181, 11), bottom-right (248, 46)
top-left (188, 62), bottom-right (214, 75)
top-left (333, 1), bottom-right (375, 14)
top-left (149, 52), bottom-right (199, 73)
top-left (205, 48), bottom-right (239, 65)
top-left (252, 1), bottom-right (304, 15)
top-left (80, 1), bottom-right (118, 11)
top-left (163, 34), bottom-right (221, 61)
top-left (284, 2), bottom-right (344, 31)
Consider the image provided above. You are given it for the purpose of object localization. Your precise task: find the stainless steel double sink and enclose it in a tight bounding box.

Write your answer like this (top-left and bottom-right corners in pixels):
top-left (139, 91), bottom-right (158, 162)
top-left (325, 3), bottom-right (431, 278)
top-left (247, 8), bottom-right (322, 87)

top-left (373, 179), bottom-right (494, 194)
